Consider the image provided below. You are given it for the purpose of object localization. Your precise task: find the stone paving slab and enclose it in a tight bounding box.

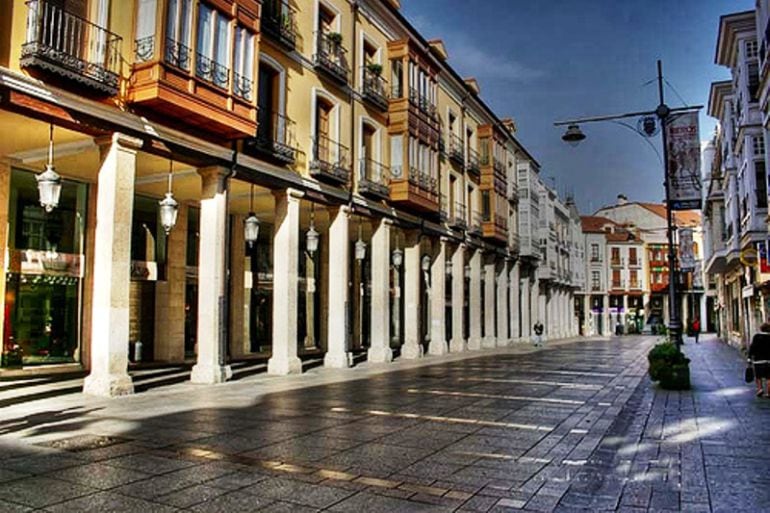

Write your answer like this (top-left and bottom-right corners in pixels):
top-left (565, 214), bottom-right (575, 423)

top-left (0, 335), bottom-right (767, 511)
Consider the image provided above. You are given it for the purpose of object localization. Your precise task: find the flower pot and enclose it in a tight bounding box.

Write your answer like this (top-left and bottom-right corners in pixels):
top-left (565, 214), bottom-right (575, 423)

top-left (660, 362), bottom-right (690, 390)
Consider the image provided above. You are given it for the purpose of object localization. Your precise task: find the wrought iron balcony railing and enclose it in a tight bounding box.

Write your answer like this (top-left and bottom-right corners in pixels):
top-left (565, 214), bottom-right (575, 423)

top-left (358, 158), bottom-right (390, 199)
top-left (408, 87), bottom-right (437, 119)
top-left (467, 148), bottom-right (480, 176)
top-left (161, 37), bottom-right (192, 71)
top-left (22, 0), bottom-right (122, 95)
top-left (440, 193), bottom-right (449, 222)
top-left (310, 134), bottom-right (350, 185)
top-left (361, 66), bottom-right (389, 111)
top-left (448, 134), bottom-right (464, 166)
top-left (195, 52), bottom-right (229, 89)
top-left (247, 112), bottom-right (297, 164)
top-left (449, 202), bottom-right (467, 230)
top-left (407, 167), bottom-right (437, 194)
top-left (469, 211), bottom-right (483, 235)
top-left (233, 72), bottom-right (253, 101)
top-left (314, 32), bottom-right (349, 85)
top-left (262, 0), bottom-right (297, 50)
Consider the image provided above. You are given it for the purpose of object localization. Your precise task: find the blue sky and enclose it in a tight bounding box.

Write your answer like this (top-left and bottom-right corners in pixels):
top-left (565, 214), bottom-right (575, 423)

top-left (402, 0), bottom-right (754, 213)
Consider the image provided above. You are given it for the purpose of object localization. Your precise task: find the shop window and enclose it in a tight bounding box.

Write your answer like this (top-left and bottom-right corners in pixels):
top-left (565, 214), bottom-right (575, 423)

top-left (4, 169), bottom-right (87, 366)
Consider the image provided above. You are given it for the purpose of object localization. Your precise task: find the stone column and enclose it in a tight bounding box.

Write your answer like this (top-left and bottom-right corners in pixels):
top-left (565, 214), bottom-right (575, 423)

top-left (83, 133), bottom-right (142, 396)
top-left (228, 212), bottom-right (248, 358)
top-left (699, 294), bottom-right (708, 331)
top-left (368, 218), bottom-right (392, 363)
top-left (538, 289), bottom-right (547, 339)
top-left (402, 232), bottom-right (423, 359)
top-left (429, 238), bottom-right (448, 355)
top-left (268, 188), bottom-right (303, 375)
top-left (468, 249), bottom-right (483, 350)
top-left (508, 262), bottom-right (520, 343)
top-left (520, 273), bottom-right (531, 341)
top-left (496, 261), bottom-right (508, 347)
top-left (190, 167), bottom-right (232, 384)
top-left (155, 203), bottom-right (188, 362)
top-left (450, 244), bottom-right (466, 352)
top-left (602, 294), bottom-right (610, 336)
top-left (622, 294), bottom-right (629, 335)
top-left (0, 160), bottom-right (10, 355)
top-left (483, 257), bottom-right (496, 348)
top-left (324, 206), bottom-right (352, 368)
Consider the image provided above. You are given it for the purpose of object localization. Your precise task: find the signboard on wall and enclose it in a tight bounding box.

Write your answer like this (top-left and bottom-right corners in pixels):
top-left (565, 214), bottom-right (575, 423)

top-left (666, 111), bottom-right (701, 210)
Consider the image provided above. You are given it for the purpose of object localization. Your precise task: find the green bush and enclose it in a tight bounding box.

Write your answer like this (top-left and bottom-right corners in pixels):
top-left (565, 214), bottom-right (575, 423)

top-left (647, 342), bottom-right (690, 390)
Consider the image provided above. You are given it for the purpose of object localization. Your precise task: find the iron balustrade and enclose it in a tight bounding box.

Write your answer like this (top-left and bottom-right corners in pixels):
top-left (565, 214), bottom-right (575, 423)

top-left (358, 158), bottom-right (390, 198)
top-left (408, 87), bottom-right (437, 118)
top-left (233, 72), bottom-right (253, 101)
top-left (262, 0), bottom-right (297, 50)
top-left (252, 112), bottom-right (297, 164)
top-left (164, 37), bottom-right (192, 71)
top-left (361, 66), bottom-right (389, 111)
top-left (467, 148), bottom-right (480, 175)
top-left (195, 52), bottom-right (229, 89)
top-left (22, 0), bottom-right (122, 94)
top-left (470, 211), bottom-right (483, 235)
top-left (310, 134), bottom-right (350, 184)
top-left (135, 35), bottom-right (155, 62)
top-left (450, 202), bottom-right (467, 229)
top-left (314, 32), bottom-right (349, 84)
top-left (407, 167), bottom-right (437, 194)
top-left (448, 133), bottom-right (464, 165)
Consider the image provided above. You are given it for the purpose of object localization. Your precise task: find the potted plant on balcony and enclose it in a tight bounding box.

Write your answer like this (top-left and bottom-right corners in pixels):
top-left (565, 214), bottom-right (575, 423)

top-left (648, 339), bottom-right (690, 390)
top-left (326, 32), bottom-right (343, 47)
top-left (366, 63), bottom-right (383, 76)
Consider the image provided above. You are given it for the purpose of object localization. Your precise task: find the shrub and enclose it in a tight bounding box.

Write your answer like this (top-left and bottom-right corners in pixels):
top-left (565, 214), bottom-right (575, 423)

top-left (366, 63), bottom-right (383, 76)
top-left (648, 342), bottom-right (690, 390)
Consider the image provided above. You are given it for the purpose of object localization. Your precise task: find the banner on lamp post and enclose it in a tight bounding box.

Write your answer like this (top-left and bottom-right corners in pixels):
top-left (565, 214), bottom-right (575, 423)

top-left (666, 111), bottom-right (702, 210)
top-left (678, 227), bottom-right (695, 271)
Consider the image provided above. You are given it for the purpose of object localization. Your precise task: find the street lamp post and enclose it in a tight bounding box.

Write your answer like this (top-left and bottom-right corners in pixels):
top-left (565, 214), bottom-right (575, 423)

top-left (555, 60), bottom-right (702, 351)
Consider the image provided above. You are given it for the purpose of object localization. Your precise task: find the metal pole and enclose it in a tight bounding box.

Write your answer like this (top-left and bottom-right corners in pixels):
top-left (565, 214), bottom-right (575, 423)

top-left (656, 60), bottom-right (682, 350)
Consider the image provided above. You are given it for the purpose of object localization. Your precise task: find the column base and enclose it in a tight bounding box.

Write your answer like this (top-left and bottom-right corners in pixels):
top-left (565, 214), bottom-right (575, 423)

top-left (401, 341), bottom-right (423, 359)
top-left (83, 372), bottom-right (134, 397)
top-left (482, 336), bottom-right (497, 349)
top-left (508, 338), bottom-right (520, 345)
top-left (324, 351), bottom-right (353, 368)
top-left (367, 346), bottom-right (393, 364)
top-left (496, 337), bottom-right (509, 348)
top-left (467, 337), bottom-right (482, 350)
top-left (190, 363), bottom-right (233, 384)
top-left (449, 338), bottom-right (466, 353)
top-left (267, 355), bottom-right (303, 375)
top-left (428, 340), bottom-right (448, 356)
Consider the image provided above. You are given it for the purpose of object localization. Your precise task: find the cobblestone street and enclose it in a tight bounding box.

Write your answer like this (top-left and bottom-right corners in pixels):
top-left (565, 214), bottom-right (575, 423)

top-left (0, 336), bottom-right (767, 512)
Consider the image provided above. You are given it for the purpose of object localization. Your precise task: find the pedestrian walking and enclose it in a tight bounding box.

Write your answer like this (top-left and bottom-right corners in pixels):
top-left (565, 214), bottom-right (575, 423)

top-left (749, 322), bottom-right (770, 397)
top-left (692, 318), bottom-right (701, 344)
top-left (533, 321), bottom-right (544, 347)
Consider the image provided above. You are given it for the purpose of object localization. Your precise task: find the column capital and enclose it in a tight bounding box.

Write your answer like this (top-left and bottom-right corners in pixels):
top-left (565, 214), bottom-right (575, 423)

top-left (330, 204), bottom-right (352, 217)
top-left (95, 132), bottom-right (144, 151)
top-left (273, 187), bottom-right (305, 202)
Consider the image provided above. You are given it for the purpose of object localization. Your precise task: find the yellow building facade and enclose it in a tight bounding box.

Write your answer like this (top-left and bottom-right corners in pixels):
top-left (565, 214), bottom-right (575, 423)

top-left (0, 0), bottom-right (538, 394)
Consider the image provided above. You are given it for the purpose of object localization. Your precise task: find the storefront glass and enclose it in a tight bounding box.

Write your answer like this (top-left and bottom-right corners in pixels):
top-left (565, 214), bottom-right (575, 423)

top-left (3, 169), bottom-right (87, 367)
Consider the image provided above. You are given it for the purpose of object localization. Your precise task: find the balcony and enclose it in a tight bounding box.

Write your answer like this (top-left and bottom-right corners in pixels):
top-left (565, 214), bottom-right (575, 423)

top-left (310, 135), bottom-right (351, 186)
top-left (611, 280), bottom-right (625, 290)
top-left (628, 257), bottom-right (641, 268)
top-left (610, 257), bottom-right (624, 267)
top-left (468, 211), bottom-right (483, 236)
top-left (21, 0), bottom-right (122, 96)
top-left (388, 167), bottom-right (438, 213)
top-left (629, 280), bottom-right (642, 290)
top-left (361, 66), bottom-right (389, 112)
top-left (408, 87), bottom-right (437, 119)
top-left (439, 194), bottom-right (449, 222)
top-left (447, 134), bottom-right (464, 166)
top-left (507, 180), bottom-right (518, 202)
top-left (509, 233), bottom-right (520, 256)
top-left (358, 158), bottom-right (390, 200)
top-left (591, 284), bottom-right (603, 292)
top-left (467, 148), bottom-right (480, 177)
top-left (262, 0), bottom-right (297, 51)
top-left (245, 112), bottom-right (297, 165)
top-left (449, 202), bottom-right (467, 230)
top-left (590, 256), bottom-right (603, 263)
top-left (314, 32), bottom-right (349, 86)
top-left (129, 33), bottom-right (258, 139)
top-left (482, 213), bottom-right (507, 243)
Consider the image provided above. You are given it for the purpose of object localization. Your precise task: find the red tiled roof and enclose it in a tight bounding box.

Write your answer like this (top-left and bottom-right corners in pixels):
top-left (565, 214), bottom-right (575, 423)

top-left (636, 203), bottom-right (701, 227)
top-left (581, 216), bottom-right (616, 233)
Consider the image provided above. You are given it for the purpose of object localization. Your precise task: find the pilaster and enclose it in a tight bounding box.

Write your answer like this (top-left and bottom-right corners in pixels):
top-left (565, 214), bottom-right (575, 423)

top-left (402, 232), bottom-right (423, 359)
top-left (468, 249), bottom-right (483, 350)
top-left (428, 238), bottom-right (448, 356)
top-left (449, 244), bottom-right (466, 352)
top-left (368, 218), bottom-right (393, 363)
top-left (325, 206), bottom-right (352, 368)
top-left (483, 257), bottom-right (496, 348)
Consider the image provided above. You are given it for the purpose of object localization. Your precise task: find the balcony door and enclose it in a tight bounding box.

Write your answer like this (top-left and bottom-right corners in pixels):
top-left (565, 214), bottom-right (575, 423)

top-left (315, 99), bottom-right (333, 162)
top-left (257, 65), bottom-right (278, 143)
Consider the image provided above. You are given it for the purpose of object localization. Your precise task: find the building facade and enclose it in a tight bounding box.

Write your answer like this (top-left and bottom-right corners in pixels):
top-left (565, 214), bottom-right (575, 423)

top-left (705, 9), bottom-right (770, 348)
top-left (0, 0), bottom-right (583, 394)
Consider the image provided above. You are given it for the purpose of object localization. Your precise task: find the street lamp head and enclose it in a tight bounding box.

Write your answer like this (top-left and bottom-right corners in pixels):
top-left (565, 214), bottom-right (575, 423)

top-left (421, 254), bottom-right (431, 272)
top-left (158, 192), bottom-right (179, 234)
top-left (355, 238), bottom-right (366, 261)
top-left (306, 224), bottom-right (319, 256)
top-left (244, 212), bottom-right (260, 248)
top-left (391, 248), bottom-right (403, 268)
top-left (36, 164), bottom-right (62, 213)
top-left (561, 124), bottom-right (586, 147)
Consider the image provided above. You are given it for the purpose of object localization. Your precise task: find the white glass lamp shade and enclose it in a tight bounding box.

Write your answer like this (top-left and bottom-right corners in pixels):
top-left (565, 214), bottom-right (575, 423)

top-left (446, 260), bottom-right (452, 276)
top-left (464, 264), bottom-right (471, 276)
top-left (36, 164), bottom-right (62, 213)
top-left (421, 254), bottom-right (431, 272)
top-left (306, 225), bottom-right (320, 255)
top-left (355, 238), bottom-right (366, 261)
top-left (244, 212), bottom-right (260, 247)
top-left (391, 248), bottom-right (403, 268)
top-left (158, 192), bottom-right (179, 234)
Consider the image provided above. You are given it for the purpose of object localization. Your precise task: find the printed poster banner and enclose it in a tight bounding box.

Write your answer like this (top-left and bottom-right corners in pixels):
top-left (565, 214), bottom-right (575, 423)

top-left (678, 228), bottom-right (695, 271)
top-left (666, 111), bottom-right (702, 210)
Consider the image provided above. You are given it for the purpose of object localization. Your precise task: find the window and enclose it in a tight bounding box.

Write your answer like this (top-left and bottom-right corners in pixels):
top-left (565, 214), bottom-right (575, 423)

top-left (754, 135), bottom-right (765, 157)
top-left (629, 247), bottom-right (637, 264)
top-left (233, 27), bottom-right (255, 100)
top-left (591, 243), bottom-right (600, 261)
top-left (756, 160), bottom-right (768, 209)
top-left (591, 271), bottom-right (600, 290)
top-left (196, 4), bottom-right (231, 89)
top-left (630, 270), bottom-right (638, 287)
top-left (165, 0), bottom-right (193, 69)
top-left (481, 191), bottom-right (491, 221)
top-left (747, 40), bottom-right (759, 59)
top-left (611, 247), bottom-right (620, 263)
top-left (135, 0), bottom-right (158, 61)
top-left (612, 270), bottom-right (621, 287)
